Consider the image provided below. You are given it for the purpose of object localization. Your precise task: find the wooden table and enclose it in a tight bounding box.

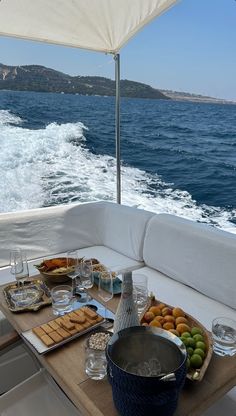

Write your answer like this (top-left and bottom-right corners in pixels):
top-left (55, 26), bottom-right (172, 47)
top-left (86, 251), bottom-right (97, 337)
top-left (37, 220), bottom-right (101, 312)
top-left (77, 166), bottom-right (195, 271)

top-left (0, 278), bottom-right (236, 416)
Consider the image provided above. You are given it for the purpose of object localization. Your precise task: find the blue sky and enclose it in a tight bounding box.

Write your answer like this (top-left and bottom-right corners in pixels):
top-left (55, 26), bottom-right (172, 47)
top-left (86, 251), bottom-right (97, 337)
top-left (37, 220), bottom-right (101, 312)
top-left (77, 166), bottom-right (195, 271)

top-left (0, 0), bottom-right (236, 100)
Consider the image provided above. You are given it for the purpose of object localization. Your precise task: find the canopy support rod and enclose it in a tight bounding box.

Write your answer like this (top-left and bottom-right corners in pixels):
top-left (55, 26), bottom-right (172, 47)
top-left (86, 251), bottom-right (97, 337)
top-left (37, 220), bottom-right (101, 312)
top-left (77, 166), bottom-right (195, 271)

top-left (114, 53), bottom-right (121, 204)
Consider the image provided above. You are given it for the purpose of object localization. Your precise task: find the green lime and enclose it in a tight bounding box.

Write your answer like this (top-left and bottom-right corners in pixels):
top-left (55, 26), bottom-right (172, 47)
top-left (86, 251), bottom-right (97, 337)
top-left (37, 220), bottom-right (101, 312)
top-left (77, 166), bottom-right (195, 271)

top-left (181, 337), bottom-right (189, 346)
top-left (187, 347), bottom-right (194, 356)
top-left (194, 348), bottom-right (205, 359)
top-left (193, 334), bottom-right (204, 342)
top-left (191, 327), bottom-right (203, 336)
top-left (195, 341), bottom-right (206, 351)
top-left (190, 354), bottom-right (203, 368)
top-left (185, 337), bottom-right (196, 348)
top-left (181, 332), bottom-right (191, 338)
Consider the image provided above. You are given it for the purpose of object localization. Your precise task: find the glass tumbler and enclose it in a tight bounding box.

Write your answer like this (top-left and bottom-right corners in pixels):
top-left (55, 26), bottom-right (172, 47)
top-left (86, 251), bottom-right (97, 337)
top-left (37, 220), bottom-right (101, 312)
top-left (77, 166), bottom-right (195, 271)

top-left (51, 285), bottom-right (74, 316)
top-left (132, 273), bottom-right (148, 315)
top-left (212, 317), bottom-right (236, 357)
top-left (85, 332), bottom-right (111, 380)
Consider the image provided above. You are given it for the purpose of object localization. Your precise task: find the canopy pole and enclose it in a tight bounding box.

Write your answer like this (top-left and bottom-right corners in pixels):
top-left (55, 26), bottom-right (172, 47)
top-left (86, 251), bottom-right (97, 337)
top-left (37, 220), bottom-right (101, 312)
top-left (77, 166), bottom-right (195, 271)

top-left (114, 53), bottom-right (121, 204)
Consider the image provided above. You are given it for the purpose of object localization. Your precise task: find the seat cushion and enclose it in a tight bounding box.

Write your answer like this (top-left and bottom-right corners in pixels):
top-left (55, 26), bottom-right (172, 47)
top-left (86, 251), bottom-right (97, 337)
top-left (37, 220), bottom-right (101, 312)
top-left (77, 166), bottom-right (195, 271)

top-left (0, 245), bottom-right (143, 285)
top-left (134, 266), bottom-right (236, 331)
top-left (76, 246), bottom-right (144, 272)
top-left (143, 214), bottom-right (236, 309)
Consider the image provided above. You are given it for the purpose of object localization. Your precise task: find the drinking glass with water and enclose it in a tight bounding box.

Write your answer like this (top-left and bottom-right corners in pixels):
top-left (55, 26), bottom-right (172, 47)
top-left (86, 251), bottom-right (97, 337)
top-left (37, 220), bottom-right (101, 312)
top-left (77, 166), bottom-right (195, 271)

top-left (132, 274), bottom-right (148, 315)
top-left (51, 285), bottom-right (74, 316)
top-left (212, 317), bottom-right (236, 357)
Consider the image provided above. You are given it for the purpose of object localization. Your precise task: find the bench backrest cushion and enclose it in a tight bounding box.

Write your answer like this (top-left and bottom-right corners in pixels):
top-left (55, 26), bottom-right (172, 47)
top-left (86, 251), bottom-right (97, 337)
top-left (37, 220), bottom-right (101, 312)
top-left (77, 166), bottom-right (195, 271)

top-left (143, 214), bottom-right (236, 309)
top-left (0, 201), bottom-right (154, 268)
top-left (0, 202), bottom-right (104, 267)
top-left (101, 203), bottom-right (154, 261)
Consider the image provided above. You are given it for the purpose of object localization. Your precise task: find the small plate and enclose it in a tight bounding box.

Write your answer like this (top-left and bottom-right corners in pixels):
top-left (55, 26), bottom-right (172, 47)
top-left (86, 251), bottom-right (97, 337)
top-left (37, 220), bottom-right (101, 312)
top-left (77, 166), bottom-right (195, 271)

top-left (3, 280), bottom-right (52, 312)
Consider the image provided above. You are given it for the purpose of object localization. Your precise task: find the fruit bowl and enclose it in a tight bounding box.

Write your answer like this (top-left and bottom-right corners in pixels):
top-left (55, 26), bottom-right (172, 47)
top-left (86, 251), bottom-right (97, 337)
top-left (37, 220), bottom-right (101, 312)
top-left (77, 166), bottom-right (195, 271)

top-left (140, 296), bottom-right (213, 382)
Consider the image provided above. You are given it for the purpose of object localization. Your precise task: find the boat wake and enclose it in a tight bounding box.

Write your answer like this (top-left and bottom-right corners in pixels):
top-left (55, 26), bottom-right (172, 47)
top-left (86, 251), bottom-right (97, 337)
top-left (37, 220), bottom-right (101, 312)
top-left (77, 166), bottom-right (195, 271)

top-left (0, 109), bottom-right (235, 233)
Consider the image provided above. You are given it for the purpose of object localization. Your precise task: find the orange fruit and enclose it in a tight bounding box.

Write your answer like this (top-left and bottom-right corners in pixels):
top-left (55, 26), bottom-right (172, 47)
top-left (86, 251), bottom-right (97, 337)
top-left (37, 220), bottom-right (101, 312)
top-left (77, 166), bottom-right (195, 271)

top-left (149, 320), bottom-right (162, 328)
top-left (175, 316), bottom-right (189, 325)
top-left (163, 322), bottom-right (175, 330)
top-left (158, 303), bottom-right (166, 310)
top-left (168, 329), bottom-right (180, 336)
top-left (149, 306), bottom-right (162, 316)
top-left (164, 315), bottom-right (176, 324)
top-left (176, 323), bottom-right (191, 334)
top-left (142, 322), bottom-right (149, 326)
top-left (172, 307), bottom-right (185, 318)
top-left (162, 307), bottom-right (172, 317)
top-left (144, 311), bottom-right (155, 323)
top-left (154, 316), bottom-right (165, 325)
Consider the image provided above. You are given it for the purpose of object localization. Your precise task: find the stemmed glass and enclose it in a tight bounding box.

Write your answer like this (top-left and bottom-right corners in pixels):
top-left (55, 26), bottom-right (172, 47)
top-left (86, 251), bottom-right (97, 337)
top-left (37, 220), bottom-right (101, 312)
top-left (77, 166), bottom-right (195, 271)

top-left (97, 270), bottom-right (113, 321)
top-left (10, 249), bottom-right (24, 288)
top-left (66, 250), bottom-right (80, 296)
top-left (10, 249), bottom-right (31, 305)
top-left (79, 258), bottom-right (94, 302)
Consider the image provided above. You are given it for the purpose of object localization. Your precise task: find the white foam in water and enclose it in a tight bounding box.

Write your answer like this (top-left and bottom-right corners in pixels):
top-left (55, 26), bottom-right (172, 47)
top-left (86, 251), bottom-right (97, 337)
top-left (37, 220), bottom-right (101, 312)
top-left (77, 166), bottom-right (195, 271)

top-left (0, 109), bottom-right (235, 234)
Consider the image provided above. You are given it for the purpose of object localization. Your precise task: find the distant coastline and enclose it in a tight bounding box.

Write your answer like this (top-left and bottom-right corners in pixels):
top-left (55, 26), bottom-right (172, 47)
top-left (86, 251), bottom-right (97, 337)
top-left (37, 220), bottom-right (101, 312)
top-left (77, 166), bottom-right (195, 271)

top-left (160, 89), bottom-right (236, 105)
top-left (0, 63), bottom-right (235, 105)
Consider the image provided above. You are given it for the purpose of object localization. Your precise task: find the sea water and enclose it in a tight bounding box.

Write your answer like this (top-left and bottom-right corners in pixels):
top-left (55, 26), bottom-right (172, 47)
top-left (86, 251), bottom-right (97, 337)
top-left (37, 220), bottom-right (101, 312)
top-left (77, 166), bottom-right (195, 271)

top-left (0, 90), bottom-right (235, 233)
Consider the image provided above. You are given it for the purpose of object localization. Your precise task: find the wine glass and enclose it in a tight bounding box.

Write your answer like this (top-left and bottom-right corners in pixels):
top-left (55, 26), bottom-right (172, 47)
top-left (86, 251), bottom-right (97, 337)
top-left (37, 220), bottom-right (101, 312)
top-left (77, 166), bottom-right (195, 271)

top-left (77, 258), bottom-right (93, 302)
top-left (10, 249), bottom-right (31, 305)
top-left (97, 270), bottom-right (113, 321)
top-left (10, 249), bottom-right (23, 287)
top-left (66, 250), bottom-right (80, 295)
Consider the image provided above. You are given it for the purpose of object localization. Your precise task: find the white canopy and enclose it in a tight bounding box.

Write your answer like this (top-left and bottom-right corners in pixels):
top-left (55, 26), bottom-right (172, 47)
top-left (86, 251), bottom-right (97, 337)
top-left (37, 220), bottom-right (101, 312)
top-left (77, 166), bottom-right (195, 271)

top-left (0, 0), bottom-right (178, 53)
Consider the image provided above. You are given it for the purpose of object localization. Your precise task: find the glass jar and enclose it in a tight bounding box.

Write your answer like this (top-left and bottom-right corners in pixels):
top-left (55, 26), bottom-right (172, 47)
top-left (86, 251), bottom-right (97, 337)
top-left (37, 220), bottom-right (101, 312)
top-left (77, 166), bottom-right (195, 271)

top-left (85, 331), bottom-right (112, 380)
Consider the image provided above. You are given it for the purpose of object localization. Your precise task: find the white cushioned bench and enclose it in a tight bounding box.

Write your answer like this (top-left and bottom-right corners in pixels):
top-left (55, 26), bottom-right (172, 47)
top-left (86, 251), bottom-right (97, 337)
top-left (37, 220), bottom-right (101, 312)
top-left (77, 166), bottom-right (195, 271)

top-left (138, 213), bottom-right (236, 330)
top-left (0, 201), bottom-right (235, 415)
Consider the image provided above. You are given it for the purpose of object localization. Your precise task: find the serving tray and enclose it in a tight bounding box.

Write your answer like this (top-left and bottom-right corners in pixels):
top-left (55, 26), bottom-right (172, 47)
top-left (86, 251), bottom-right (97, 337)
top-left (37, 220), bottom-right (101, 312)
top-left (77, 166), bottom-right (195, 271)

top-left (22, 306), bottom-right (105, 354)
top-left (3, 279), bottom-right (52, 312)
top-left (140, 296), bottom-right (213, 382)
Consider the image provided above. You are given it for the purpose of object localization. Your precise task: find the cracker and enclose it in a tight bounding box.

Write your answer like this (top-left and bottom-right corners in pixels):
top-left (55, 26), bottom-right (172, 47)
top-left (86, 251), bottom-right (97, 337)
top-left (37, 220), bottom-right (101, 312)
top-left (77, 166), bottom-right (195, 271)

top-left (60, 319), bottom-right (75, 331)
top-left (32, 326), bottom-right (46, 338)
top-left (41, 323), bottom-right (53, 334)
top-left (72, 310), bottom-right (86, 323)
top-left (74, 323), bottom-right (84, 332)
top-left (81, 321), bottom-right (92, 330)
top-left (41, 334), bottom-right (55, 347)
top-left (48, 320), bottom-right (60, 331)
top-left (68, 311), bottom-right (79, 319)
top-left (50, 331), bottom-right (63, 343)
top-left (82, 307), bottom-right (98, 320)
top-left (68, 327), bottom-right (78, 335)
top-left (70, 315), bottom-right (86, 324)
top-left (57, 327), bottom-right (71, 339)
top-left (95, 315), bottom-right (104, 323)
top-left (55, 317), bottom-right (64, 325)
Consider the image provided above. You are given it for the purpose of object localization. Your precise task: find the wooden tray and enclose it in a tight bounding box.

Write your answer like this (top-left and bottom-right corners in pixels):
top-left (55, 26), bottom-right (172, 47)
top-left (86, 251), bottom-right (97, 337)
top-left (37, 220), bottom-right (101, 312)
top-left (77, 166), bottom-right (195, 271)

top-left (3, 280), bottom-right (52, 312)
top-left (140, 297), bottom-right (213, 382)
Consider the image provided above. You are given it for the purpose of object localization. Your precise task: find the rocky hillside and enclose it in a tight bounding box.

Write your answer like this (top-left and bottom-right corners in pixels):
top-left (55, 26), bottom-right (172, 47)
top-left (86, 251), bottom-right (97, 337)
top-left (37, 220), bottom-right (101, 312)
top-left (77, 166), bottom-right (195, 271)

top-left (0, 63), bottom-right (169, 100)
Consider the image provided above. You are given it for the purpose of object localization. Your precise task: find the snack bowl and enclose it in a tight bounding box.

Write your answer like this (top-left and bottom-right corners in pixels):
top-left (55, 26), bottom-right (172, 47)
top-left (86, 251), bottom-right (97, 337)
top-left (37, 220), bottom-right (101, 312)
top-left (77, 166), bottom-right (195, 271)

top-left (35, 257), bottom-right (74, 283)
